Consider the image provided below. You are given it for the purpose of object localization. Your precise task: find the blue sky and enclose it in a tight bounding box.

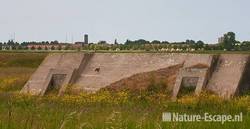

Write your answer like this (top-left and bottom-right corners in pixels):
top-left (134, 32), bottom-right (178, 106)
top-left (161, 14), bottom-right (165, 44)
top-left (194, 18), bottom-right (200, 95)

top-left (0, 0), bottom-right (249, 43)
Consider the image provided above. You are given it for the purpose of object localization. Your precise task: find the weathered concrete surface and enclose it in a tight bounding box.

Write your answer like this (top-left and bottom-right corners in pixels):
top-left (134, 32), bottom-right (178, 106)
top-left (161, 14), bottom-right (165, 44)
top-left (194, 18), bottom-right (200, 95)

top-left (172, 55), bottom-right (215, 100)
top-left (73, 53), bottom-right (187, 92)
top-left (21, 53), bottom-right (250, 98)
top-left (73, 53), bottom-right (217, 93)
top-left (105, 64), bottom-right (183, 91)
top-left (21, 53), bottom-right (85, 95)
top-left (206, 54), bottom-right (249, 98)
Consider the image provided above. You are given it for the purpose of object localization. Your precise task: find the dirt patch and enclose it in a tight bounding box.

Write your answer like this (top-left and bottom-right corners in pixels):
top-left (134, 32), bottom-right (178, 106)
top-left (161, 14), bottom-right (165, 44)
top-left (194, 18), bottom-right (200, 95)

top-left (188, 63), bottom-right (209, 69)
top-left (104, 64), bottom-right (183, 92)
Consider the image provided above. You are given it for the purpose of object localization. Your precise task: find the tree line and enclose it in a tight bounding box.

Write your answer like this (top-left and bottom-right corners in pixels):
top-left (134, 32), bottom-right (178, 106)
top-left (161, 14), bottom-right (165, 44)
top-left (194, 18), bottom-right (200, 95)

top-left (1, 32), bottom-right (250, 51)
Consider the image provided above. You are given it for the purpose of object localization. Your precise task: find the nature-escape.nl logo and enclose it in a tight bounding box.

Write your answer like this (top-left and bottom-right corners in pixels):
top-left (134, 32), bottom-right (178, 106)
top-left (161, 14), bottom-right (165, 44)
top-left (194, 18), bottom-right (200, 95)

top-left (162, 112), bottom-right (243, 124)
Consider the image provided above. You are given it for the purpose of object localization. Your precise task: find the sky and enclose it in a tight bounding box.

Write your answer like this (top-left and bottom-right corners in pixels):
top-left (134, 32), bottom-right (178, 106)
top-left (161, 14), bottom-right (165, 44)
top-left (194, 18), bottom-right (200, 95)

top-left (0, 0), bottom-right (250, 44)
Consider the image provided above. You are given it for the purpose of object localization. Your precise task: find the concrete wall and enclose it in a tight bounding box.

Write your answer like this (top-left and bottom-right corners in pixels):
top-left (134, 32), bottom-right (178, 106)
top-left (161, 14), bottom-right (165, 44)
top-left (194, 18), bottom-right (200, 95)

top-left (73, 53), bottom-right (202, 92)
top-left (207, 54), bottom-right (249, 98)
top-left (21, 53), bottom-right (85, 95)
top-left (21, 53), bottom-right (250, 98)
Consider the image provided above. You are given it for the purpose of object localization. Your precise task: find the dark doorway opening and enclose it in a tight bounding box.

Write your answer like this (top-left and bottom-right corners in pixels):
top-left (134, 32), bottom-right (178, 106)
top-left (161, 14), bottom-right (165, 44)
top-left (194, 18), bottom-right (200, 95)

top-left (45, 74), bottom-right (66, 95)
top-left (178, 77), bottom-right (199, 97)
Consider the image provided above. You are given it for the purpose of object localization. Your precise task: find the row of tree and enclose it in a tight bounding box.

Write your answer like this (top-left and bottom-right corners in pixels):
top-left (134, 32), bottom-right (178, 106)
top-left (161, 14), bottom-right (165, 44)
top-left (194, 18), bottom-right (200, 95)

top-left (0, 40), bottom-right (61, 46)
top-left (1, 32), bottom-right (250, 51)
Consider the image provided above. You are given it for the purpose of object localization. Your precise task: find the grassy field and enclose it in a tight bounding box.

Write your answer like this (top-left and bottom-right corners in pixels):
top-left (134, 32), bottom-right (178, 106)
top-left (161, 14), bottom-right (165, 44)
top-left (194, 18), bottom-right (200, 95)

top-left (0, 92), bottom-right (249, 129)
top-left (0, 52), bottom-right (250, 129)
top-left (0, 53), bottom-right (46, 68)
top-left (0, 53), bottom-right (47, 92)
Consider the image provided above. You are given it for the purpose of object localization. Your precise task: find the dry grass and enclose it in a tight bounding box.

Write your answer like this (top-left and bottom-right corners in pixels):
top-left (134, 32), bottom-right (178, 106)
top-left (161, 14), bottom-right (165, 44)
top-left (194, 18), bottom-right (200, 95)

top-left (0, 67), bottom-right (35, 92)
top-left (0, 92), bottom-right (249, 129)
top-left (0, 53), bottom-right (46, 92)
top-left (0, 53), bottom-right (47, 68)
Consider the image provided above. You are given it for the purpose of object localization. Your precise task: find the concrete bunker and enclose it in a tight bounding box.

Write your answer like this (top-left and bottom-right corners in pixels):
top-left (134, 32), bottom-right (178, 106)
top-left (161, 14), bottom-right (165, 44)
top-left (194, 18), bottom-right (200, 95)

top-left (23, 53), bottom-right (250, 99)
top-left (21, 53), bottom-right (88, 96)
top-left (172, 55), bottom-right (218, 100)
top-left (173, 67), bottom-right (210, 99)
top-left (40, 68), bottom-right (78, 96)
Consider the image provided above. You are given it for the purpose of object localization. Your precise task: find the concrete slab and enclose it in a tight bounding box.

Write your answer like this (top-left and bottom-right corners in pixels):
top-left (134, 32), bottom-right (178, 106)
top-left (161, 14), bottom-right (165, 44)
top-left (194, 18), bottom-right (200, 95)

top-left (21, 53), bottom-right (85, 95)
top-left (207, 54), bottom-right (249, 98)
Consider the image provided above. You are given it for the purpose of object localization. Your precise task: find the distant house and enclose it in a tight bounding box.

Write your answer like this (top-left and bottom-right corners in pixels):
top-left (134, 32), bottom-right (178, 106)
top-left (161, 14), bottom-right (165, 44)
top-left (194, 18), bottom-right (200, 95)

top-left (27, 44), bottom-right (68, 50)
top-left (1, 44), bottom-right (13, 50)
top-left (218, 36), bottom-right (225, 44)
top-left (75, 42), bottom-right (88, 47)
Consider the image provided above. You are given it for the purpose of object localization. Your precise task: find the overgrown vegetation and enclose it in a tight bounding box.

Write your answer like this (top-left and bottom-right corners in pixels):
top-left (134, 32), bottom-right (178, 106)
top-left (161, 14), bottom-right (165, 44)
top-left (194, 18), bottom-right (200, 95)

top-left (0, 53), bottom-right (46, 92)
top-left (0, 53), bottom-right (47, 68)
top-left (0, 91), bottom-right (249, 129)
top-left (0, 53), bottom-right (250, 129)
top-left (0, 68), bottom-right (35, 92)
top-left (178, 86), bottom-right (197, 97)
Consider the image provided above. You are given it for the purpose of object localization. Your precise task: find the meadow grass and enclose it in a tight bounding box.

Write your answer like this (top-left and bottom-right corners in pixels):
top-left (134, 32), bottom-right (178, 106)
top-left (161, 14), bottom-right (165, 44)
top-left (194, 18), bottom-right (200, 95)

top-left (0, 53), bottom-right (46, 92)
top-left (0, 67), bottom-right (35, 92)
top-left (0, 91), bottom-right (249, 129)
top-left (0, 52), bottom-right (250, 129)
top-left (0, 53), bottom-right (47, 68)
